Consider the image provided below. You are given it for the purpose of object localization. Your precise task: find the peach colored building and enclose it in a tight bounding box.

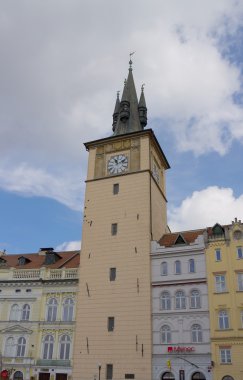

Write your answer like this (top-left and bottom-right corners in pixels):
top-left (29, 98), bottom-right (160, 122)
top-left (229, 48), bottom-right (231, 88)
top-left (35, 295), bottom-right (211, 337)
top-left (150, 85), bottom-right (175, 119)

top-left (72, 60), bottom-right (170, 380)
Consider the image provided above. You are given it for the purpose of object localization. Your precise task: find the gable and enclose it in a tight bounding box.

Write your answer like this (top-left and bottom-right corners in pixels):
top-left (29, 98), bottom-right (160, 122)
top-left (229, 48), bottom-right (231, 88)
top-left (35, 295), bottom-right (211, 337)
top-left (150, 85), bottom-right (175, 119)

top-left (0, 324), bottom-right (33, 334)
top-left (174, 234), bottom-right (187, 245)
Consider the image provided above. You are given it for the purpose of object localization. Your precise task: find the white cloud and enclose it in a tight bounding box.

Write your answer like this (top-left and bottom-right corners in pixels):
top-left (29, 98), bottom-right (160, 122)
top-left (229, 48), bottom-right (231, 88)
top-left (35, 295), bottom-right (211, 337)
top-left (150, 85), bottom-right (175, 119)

top-left (0, 163), bottom-right (83, 211)
top-left (1, 0), bottom-right (243, 207)
top-left (168, 186), bottom-right (243, 231)
top-left (56, 240), bottom-right (81, 252)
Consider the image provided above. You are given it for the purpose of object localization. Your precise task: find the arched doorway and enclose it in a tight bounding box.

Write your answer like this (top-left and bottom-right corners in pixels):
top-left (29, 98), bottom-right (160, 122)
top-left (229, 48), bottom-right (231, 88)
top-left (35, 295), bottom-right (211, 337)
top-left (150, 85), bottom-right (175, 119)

top-left (191, 372), bottom-right (206, 380)
top-left (161, 372), bottom-right (175, 380)
top-left (222, 377), bottom-right (234, 380)
top-left (13, 372), bottom-right (23, 380)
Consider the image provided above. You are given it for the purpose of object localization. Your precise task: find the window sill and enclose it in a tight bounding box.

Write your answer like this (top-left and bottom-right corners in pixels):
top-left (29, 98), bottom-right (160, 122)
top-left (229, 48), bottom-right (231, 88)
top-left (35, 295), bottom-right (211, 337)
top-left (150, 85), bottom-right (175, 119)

top-left (213, 291), bottom-right (229, 294)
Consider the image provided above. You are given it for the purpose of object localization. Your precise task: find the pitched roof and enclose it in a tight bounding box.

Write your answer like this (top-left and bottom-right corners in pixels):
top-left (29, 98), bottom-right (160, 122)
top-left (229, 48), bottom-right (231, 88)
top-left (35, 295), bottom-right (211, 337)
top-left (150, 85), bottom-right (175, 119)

top-left (0, 251), bottom-right (80, 269)
top-left (158, 229), bottom-right (204, 247)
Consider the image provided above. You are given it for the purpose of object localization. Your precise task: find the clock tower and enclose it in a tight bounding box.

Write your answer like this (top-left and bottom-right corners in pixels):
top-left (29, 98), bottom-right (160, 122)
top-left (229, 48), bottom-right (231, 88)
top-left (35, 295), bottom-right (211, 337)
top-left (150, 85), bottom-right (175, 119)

top-left (73, 60), bottom-right (170, 380)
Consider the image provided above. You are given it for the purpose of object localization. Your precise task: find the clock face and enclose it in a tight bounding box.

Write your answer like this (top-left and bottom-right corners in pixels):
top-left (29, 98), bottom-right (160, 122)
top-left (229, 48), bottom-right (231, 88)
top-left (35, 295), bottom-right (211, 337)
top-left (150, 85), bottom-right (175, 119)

top-left (108, 154), bottom-right (128, 175)
top-left (152, 163), bottom-right (160, 184)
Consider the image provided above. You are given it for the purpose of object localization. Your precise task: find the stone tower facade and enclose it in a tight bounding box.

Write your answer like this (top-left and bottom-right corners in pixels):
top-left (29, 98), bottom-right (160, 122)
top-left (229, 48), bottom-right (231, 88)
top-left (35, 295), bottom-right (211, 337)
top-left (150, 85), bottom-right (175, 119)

top-left (73, 61), bottom-right (170, 380)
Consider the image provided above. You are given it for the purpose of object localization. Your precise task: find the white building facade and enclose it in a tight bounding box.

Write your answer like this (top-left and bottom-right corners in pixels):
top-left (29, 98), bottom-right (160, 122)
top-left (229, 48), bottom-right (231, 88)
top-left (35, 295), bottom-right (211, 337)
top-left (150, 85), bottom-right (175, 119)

top-left (151, 231), bottom-right (212, 380)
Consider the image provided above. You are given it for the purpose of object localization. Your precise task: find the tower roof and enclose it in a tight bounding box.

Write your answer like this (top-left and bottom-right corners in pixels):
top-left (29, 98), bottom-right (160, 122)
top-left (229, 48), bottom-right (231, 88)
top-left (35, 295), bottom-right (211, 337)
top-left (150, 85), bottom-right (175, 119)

top-left (112, 59), bottom-right (147, 136)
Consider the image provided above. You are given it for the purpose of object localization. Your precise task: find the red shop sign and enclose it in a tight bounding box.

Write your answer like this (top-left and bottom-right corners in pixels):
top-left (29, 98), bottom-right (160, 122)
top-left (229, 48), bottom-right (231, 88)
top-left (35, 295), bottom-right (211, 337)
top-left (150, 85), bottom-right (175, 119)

top-left (1, 370), bottom-right (9, 379)
top-left (167, 346), bottom-right (195, 353)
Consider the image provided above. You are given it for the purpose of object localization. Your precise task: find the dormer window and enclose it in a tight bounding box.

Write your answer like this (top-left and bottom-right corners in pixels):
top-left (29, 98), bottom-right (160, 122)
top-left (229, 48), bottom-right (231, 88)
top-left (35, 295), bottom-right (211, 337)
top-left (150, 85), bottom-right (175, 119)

top-left (174, 234), bottom-right (186, 245)
top-left (44, 252), bottom-right (61, 265)
top-left (0, 257), bottom-right (7, 266)
top-left (212, 223), bottom-right (224, 237)
top-left (18, 256), bottom-right (30, 266)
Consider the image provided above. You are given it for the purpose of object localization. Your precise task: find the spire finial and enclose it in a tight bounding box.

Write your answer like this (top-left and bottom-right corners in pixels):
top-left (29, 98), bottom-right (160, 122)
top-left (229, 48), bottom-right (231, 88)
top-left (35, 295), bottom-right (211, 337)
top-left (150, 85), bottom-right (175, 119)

top-left (117, 91), bottom-right (120, 99)
top-left (141, 83), bottom-right (145, 92)
top-left (129, 51), bottom-right (135, 70)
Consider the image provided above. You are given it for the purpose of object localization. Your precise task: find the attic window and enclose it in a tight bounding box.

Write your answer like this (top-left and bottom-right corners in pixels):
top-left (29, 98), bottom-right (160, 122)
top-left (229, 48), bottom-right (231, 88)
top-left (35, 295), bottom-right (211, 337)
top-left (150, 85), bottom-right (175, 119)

top-left (0, 257), bottom-right (7, 266)
top-left (174, 234), bottom-right (186, 245)
top-left (44, 252), bottom-right (61, 265)
top-left (212, 224), bottom-right (224, 237)
top-left (18, 256), bottom-right (27, 265)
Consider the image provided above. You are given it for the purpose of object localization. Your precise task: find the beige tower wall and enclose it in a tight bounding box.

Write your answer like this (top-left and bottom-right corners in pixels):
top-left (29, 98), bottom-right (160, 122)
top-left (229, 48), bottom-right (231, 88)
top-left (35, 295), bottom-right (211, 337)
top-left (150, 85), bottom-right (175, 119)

top-left (73, 131), bottom-right (169, 380)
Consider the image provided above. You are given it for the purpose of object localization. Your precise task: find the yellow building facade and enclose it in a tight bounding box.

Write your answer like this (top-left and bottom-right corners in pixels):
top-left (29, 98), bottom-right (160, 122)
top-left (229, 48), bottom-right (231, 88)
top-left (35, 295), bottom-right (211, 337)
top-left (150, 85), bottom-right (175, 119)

top-left (72, 62), bottom-right (170, 380)
top-left (0, 248), bottom-right (79, 380)
top-left (205, 219), bottom-right (243, 380)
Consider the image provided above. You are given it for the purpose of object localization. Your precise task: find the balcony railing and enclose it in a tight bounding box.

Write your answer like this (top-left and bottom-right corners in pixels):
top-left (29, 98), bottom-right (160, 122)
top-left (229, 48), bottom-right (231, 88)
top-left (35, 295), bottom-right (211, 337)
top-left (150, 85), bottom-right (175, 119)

top-left (36, 359), bottom-right (71, 367)
top-left (12, 268), bottom-right (78, 280)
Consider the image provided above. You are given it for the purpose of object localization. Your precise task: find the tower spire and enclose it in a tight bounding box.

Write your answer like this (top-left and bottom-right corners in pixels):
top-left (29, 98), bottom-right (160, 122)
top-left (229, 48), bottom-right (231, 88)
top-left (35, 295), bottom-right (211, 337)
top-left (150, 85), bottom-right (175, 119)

top-left (112, 57), bottom-right (147, 136)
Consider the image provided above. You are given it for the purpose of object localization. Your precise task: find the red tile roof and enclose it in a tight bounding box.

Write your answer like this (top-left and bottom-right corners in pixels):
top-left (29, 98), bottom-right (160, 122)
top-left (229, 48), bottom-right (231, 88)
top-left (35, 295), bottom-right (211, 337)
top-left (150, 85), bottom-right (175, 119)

top-left (0, 251), bottom-right (80, 269)
top-left (158, 229), bottom-right (204, 247)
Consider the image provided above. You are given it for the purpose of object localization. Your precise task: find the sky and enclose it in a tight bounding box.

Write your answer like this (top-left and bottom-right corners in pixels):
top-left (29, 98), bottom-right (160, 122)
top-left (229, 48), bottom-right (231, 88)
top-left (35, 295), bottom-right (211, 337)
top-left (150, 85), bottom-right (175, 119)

top-left (1, 0), bottom-right (243, 254)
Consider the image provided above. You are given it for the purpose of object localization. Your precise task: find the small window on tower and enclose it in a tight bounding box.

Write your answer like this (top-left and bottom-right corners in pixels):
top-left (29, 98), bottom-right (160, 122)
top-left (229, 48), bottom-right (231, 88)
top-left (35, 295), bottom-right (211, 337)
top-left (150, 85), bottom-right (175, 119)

top-left (108, 317), bottom-right (115, 331)
top-left (113, 184), bottom-right (119, 195)
top-left (106, 364), bottom-right (113, 380)
top-left (110, 268), bottom-right (116, 281)
top-left (111, 223), bottom-right (118, 236)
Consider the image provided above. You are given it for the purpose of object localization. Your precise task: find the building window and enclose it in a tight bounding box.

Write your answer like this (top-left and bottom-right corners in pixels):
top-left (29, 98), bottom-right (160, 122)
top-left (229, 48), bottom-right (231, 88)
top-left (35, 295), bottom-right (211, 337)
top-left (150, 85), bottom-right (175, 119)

top-left (59, 334), bottom-right (71, 360)
top-left (237, 273), bottom-right (243, 291)
top-left (108, 317), bottom-right (115, 331)
top-left (111, 223), bottom-right (118, 236)
top-left (219, 310), bottom-right (229, 329)
top-left (43, 335), bottom-right (54, 359)
top-left (175, 260), bottom-right (181, 274)
top-left (215, 249), bottom-right (221, 261)
top-left (106, 364), bottom-right (113, 380)
top-left (237, 247), bottom-right (243, 259)
top-left (13, 372), bottom-right (23, 380)
top-left (46, 298), bottom-right (58, 322)
top-left (215, 275), bottom-right (226, 292)
top-left (113, 184), bottom-right (119, 195)
top-left (188, 259), bottom-right (195, 273)
top-left (110, 268), bottom-right (116, 281)
top-left (62, 298), bottom-right (74, 321)
top-left (161, 325), bottom-right (171, 343)
top-left (15, 289), bottom-right (21, 293)
top-left (16, 337), bottom-right (26, 357)
top-left (10, 304), bottom-right (20, 321)
top-left (4, 337), bottom-right (14, 357)
top-left (21, 304), bottom-right (30, 321)
top-left (160, 292), bottom-right (171, 310)
top-left (191, 324), bottom-right (202, 343)
top-left (190, 290), bottom-right (201, 309)
top-left (161, 262), bottom-right (168, 276)
top-left (222, 376), bottom-right (234, 380)
top-left (175, 290), bottom-right (186, 309)
top-left (220, 348), bottom-right (231, 364)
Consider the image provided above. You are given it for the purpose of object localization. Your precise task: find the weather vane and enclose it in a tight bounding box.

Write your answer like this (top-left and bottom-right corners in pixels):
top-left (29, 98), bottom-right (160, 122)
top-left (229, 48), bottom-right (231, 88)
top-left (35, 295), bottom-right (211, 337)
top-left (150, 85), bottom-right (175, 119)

top-left (129, 51), bottom-right (135, 68)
